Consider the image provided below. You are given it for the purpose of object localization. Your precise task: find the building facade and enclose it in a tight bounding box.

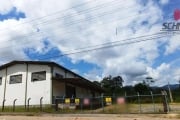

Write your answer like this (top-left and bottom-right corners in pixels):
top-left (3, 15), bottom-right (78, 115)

top-left (0, 61), bottom-right (103, 106)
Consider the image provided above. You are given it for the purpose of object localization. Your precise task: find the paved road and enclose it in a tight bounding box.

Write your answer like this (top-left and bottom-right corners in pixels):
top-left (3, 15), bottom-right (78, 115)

top-left (0, 114), bottom-right (179, 120)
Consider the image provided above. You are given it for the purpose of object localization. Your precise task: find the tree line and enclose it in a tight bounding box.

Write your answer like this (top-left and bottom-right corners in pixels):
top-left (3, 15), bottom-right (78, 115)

top-left (93, 75), bottom-right (157, 95)
top-left (93, 75), bottom-right (180, 102)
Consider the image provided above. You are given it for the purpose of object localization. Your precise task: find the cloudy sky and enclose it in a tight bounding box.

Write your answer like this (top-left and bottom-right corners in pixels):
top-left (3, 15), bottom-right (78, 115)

top-left (0, 0), bottom-right (180, 86)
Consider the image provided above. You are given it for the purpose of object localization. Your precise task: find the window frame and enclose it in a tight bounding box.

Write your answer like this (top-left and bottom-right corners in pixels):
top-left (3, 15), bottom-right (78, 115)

top-left (31, 71), bottom-right (46, 82)
top-left (55, 73), bottom-right (63, 78)
top-left (9, 74), bottom-right (22, 84)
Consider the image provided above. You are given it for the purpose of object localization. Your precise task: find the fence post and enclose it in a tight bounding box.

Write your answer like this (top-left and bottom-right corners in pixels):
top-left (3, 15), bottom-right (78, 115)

top-left (101, 93), bottom-right (104, 112)
top-left (80, 96), bottom-right (83, 112)
top-left (40, 97), bottom-right (43, 112)
top-left (161, 91), bottom-right (168, 113)
top-left (137, 92), bottom-right (142, 113)
top-left (13, 99), bottom-right (17, 112)
top-left (62, 95), bottom-right (65, 111)
top-left (2, 99), bottom-right (6, 112)
top-left (150, 91), bottom-right (155, 112)
top-left (125, 92), bottom-right (128, 113)
top-left (164, 91), bottom-right (170, 112)
top-left (27, 98), bottom-right (31, 112)
top-left (55, 98), bottom-right (58, 111)
top-left (90, 97), bottom-right (92, 111)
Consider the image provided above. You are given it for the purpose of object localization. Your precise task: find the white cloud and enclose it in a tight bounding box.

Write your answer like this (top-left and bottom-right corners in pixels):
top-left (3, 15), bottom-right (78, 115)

top-left (0, 0), bottom-right (13, 14)
top-left (165, 34), bottom-right (180, 55)
top-left (159, 0), bottom-right (169, 5)
top-left (146, 62), bottom-right (180, 86)
top-left (84, 68), bottom-right (102, 81)
top-left (0, 0), bottom-right (178, 86)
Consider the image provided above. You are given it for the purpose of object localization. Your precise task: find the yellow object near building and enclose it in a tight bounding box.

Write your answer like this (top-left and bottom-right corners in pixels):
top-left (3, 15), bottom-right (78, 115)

top-left (75, 98), bottom-right (80, 105)
top-left (65, 98), bottom-right (70, 104)
top-left (105, 97), bottom-right (112, 103)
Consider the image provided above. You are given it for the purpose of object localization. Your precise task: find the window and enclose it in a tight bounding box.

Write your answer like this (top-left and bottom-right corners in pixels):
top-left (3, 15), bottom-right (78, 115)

top-left (55, 73), bottom-right (63, 78)
top-left (0, 77), bottom-right (2, 85)
top-left (9, 74), bottom-right (22, 84)
top-left (32, 71), bottom-right (46, 82)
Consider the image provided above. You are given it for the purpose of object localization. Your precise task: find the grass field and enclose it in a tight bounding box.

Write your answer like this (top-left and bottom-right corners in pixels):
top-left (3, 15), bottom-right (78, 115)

top-left (0, 103), bottom-right (180, 114)
top-left (0, 104), bottom-right (180, 120)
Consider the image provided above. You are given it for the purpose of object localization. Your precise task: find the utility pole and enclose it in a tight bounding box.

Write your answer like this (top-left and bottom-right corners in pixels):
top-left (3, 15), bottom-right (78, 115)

top-left (167, 82), bottom-right (173, 103)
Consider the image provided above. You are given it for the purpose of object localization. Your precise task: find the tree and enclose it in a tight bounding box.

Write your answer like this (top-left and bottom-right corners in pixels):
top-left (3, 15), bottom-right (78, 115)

top-left (93, 81), bottom-right (101, 87)
top-left (101, 75), bottom-right (112, 88)
top-left (134, 83), bottom-right (149, 94)
top-left (112, 76), bottom-right (124, 88)
top-left (100, 75), bottom-right (124, 95)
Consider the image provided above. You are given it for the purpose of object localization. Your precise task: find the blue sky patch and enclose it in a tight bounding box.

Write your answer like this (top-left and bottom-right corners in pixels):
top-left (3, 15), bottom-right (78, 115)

top-left (0, 7), bottom-right (25, 21)
top-left (24, 45), bottom-right (100, 76)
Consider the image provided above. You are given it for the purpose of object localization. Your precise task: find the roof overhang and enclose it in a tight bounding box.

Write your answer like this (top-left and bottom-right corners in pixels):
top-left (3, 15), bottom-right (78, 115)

top-left (53, 77), bottom-right (104, 93)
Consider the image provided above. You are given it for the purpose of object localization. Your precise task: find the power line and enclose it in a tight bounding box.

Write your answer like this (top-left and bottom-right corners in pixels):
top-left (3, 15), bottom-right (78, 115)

top-left (0, 18), bottom-right (177, 63)
top-left (58, 32), bottom-right (167, 53)
top-left (0, 1), bottom-right (177, 60)
top-left (0, 0), bottom-right (131, 38)
top-left (25, 33), bottom-right (175, 60)
top-left (0, 8), bottom-right (175, 46)
top-left (0, 0), bottom-right (178, 38)
top-left (1, 0), bottom-right (178, 33)
top-left (37, 34), bottom-right (174, 60)
top-left (0, 30), bottom-right (178, 60)
top-left (0, 0), bottom-right (121, 34)
top-left (0, 0), bottom-right (178, 45)
top-left (0, 0), bottom-right (96, 31)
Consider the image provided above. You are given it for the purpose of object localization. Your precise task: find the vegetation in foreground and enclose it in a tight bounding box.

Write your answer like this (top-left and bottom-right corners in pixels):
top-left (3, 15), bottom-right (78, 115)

top-left (0, 103), bottom-right (180, 114)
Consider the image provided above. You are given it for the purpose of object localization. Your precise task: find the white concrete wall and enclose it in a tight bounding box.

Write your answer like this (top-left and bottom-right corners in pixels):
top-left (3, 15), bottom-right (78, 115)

top-left (0, 63), bottom-right (52, 106)
top-left (5, 64), bottom-right (26, 106)
top-left (0, 69), bottom-right (6, 105)
top-left (27, 64), bottom-right (51, 105)
top-left (53, 66), bottom-right (65, 78)
top-left (0, 62), bottom-right (101, 106)
top-left (53, 66), bottom-right (76, 78)
top-left (66, 72), bottom-right (76, 78)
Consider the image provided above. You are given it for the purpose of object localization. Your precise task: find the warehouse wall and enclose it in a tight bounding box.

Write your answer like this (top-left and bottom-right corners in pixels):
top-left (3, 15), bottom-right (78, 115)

top-left (0, 69), bottom-right (6, 105)
top-left (0, 62), bottom-right (101, 106)
top-left (5, 64), bottom-right (26, 106)
top-left (0, 64), bottom-right (51, 106)
top-left (53, 66), bottom-right (77, 78)
top-left (26, 64), bottom-right (51, 105)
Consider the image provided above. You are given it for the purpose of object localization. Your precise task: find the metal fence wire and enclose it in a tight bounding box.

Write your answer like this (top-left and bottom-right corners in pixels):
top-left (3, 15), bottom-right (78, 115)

top-left (0, 91), bottom-right (176, 113)
top-left (53, 91), bottom-right (170, 113)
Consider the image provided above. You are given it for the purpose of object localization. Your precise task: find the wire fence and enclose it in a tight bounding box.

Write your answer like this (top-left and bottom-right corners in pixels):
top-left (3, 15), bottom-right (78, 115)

top-left (53, 91), bottom-right (170, 113)
top-left (0, 90), bottom-right (179, 113)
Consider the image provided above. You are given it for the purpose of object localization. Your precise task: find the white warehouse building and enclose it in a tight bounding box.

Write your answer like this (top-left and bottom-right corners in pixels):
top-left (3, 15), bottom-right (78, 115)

top-left (0, 61), bottom-right (103, 106)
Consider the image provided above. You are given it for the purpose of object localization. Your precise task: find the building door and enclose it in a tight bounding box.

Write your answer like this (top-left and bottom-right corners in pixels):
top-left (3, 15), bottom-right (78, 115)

top-left (66, 85), bottom-right (76, 98)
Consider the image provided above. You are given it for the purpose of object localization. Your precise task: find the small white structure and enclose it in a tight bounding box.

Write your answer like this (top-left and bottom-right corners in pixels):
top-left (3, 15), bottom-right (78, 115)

top-left (0, 61), bottom-right (103, 106)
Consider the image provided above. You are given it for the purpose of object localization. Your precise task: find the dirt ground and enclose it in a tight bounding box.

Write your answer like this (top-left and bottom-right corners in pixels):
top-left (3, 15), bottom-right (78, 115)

top-left (0, 114), bottom-right (180, 120)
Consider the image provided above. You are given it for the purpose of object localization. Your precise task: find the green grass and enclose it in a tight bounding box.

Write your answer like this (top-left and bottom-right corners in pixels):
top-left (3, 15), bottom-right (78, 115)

top-left (0, 103), bottom-right (179, 114)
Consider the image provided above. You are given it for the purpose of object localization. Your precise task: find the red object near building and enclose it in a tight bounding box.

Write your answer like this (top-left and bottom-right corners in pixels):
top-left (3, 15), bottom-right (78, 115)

top-left (174, 9), bottom-right (180, 21)
top-left (117, 97), bottom-right (125, 104)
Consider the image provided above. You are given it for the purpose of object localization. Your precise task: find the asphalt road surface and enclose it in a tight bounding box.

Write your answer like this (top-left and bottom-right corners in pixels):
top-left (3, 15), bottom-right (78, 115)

top-left (0, 114), bottom-right (180, 120)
